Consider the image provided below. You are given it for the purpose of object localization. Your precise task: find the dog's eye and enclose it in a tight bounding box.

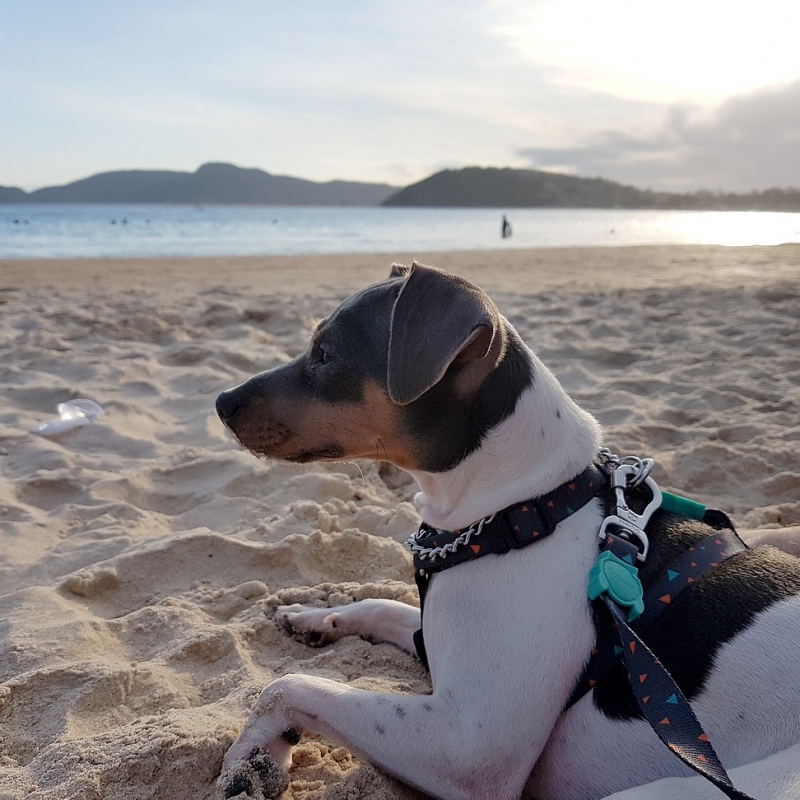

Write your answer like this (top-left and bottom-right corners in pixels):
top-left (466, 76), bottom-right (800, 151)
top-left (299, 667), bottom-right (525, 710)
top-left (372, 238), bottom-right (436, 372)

top-left (317, 344), bottom-right (332, 366)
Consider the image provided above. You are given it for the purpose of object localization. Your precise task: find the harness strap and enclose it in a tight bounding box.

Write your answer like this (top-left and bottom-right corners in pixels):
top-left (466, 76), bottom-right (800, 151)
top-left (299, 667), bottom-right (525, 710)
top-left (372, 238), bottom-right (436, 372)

top-left (568, 525), bottom-right (746, 706)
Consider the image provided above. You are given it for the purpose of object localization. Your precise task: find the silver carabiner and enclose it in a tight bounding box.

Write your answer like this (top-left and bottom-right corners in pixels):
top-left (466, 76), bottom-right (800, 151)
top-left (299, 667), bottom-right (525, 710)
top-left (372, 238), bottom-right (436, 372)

top-left (598, 466), bottom-right (662, 562)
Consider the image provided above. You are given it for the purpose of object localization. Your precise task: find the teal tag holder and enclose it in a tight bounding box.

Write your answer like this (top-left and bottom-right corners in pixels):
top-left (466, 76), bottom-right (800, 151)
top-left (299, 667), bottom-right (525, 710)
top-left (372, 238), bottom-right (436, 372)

top-left (588, 551), bottom-right (645, 621)
top-left (660, 491), bottom-right (706, 521)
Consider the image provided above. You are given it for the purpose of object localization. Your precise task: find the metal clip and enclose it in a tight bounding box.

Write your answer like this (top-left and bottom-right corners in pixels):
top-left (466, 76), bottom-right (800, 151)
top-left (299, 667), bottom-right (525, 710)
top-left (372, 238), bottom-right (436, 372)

top-left (598, 464), bottom-right (662, 562)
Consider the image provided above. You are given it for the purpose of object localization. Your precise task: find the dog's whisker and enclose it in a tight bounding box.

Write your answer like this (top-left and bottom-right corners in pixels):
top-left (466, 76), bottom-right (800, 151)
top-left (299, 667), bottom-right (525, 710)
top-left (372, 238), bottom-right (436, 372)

top-left (378, 438), bottom-right (389, 464)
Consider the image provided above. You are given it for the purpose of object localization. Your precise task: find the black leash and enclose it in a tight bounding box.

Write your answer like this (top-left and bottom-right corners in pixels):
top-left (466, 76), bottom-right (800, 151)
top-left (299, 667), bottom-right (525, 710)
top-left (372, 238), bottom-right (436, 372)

top-left (608, 600), bottom-right (754, 799)
top-left (596, 534), bottom-right (756, 800)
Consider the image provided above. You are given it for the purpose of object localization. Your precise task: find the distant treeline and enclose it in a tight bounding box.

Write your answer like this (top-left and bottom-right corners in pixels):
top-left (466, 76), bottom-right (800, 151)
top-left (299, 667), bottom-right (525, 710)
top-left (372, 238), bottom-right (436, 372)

top-left (382, 167), bottom-right (800, 212)
top-left (647, 188), bottom-right (800, 212)
top-left (3, 163), bottom-right (800, 211)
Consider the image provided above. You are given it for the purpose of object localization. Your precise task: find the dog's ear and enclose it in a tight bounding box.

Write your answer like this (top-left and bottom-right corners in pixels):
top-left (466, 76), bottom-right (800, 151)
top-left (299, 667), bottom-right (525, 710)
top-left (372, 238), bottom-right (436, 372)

top-left (388, 263), bottom-right (411, 278)
top-left (388, 263), bottom-right (502, 405)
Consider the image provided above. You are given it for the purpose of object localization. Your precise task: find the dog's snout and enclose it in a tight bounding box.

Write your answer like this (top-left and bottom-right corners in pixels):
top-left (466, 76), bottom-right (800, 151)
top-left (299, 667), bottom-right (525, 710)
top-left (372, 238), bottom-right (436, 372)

top-left (216, 389), bottom-right (243, 425)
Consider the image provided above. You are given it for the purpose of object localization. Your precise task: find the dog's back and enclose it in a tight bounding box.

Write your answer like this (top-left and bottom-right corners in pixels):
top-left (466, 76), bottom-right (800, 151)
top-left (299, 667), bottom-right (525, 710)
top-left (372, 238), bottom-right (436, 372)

top-left (529, 515), bottom-right (800, 799)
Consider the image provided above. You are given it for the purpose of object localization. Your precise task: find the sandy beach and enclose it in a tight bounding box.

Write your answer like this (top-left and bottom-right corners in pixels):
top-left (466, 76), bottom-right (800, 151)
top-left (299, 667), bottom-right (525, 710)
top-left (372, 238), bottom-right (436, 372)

top-left (1, 244), bottom-right (799, 800)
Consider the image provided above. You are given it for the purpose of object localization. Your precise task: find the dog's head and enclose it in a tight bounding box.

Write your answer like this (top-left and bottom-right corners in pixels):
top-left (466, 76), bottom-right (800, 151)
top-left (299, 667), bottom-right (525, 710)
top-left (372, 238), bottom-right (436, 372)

top-left (216, 263), bottom-right (532, 472)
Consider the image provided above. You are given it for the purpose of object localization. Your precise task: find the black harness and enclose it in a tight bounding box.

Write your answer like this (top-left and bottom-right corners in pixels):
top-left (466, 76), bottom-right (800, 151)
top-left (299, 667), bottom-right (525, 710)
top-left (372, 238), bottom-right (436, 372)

top-left (405, 458), bottom-right (755, 800)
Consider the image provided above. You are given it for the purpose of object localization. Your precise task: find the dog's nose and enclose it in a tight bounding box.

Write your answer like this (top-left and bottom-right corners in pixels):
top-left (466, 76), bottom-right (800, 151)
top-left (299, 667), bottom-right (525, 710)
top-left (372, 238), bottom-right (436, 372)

top-left (215, 389), bottom-right (241, 425)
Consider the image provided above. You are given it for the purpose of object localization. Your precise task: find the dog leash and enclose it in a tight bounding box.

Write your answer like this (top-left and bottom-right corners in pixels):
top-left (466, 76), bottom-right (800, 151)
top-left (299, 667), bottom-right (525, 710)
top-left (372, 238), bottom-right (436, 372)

top-left (569, 525), bottom-right (746, 705)
top-left (588, 458), bottom-right (757, 800)
top-left (605, 597), bottom-right (756, 800)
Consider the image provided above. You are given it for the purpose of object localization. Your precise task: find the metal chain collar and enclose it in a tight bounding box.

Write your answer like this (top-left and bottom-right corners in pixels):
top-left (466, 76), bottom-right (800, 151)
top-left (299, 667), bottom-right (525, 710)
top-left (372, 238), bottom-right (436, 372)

top-left (405, 449), bottom-right (657, 565)
top-left (405, 512), bottom-right (497, 563)
top-left (597, 447), bottom-right (655, 488)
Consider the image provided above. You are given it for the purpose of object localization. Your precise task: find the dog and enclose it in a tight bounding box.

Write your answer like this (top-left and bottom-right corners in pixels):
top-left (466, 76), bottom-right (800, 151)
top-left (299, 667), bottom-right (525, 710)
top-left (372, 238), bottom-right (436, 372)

top-left (215, 263), bottom-right (800, 800)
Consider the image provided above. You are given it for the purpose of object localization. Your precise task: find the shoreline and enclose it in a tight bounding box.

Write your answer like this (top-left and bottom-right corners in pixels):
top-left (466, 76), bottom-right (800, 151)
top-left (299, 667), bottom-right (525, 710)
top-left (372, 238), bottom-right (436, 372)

top-left (2, 242), bottom-right (799, 293)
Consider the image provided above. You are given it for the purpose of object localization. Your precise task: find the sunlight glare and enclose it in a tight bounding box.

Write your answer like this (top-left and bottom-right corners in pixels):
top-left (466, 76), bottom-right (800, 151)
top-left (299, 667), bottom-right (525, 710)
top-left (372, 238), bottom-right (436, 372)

top-left (493, 0), bottom-right (800, 104)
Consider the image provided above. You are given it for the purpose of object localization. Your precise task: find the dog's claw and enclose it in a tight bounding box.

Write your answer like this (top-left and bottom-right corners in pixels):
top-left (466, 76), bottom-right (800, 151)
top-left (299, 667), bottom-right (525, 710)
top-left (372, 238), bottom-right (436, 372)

top-left (216, 747), bottom-right (289, 800)
top-left (278, 616), bottom-right (297, 636)
top-left (279, 616), bottom-right (328, 647)
top-left (275, 605), bottom-right (339, 648)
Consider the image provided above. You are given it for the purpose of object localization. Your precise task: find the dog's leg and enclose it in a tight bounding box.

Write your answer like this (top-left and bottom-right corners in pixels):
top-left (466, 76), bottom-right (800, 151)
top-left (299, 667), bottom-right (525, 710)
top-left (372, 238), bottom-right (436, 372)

top-left (601, 741), bottom-right (800, 800)
top-left (220, 529), bottom-right (600, 800)
top-left (741, 525), bottom-right (800, 558)
top-left (218, 673), bottom-right (533, 800)
top-left (275, 598), bottom-right (421, 654)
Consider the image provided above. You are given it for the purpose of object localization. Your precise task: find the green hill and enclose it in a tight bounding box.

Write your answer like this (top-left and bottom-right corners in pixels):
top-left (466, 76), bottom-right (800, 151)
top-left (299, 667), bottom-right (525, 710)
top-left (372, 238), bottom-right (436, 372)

top-left (382, 167), bottom-right (800, 211)
top-left (1, 163), bottom-right (397, 206)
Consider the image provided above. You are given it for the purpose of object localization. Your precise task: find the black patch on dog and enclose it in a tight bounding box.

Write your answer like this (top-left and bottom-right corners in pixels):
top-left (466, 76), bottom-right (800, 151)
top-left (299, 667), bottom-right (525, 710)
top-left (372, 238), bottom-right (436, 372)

top-left (315, 280), bottom-right (399, 388)
top-left (591, 509), bottom-right (800, 719)
top-left (401, 327), bottom-right (534, 472)
top-left (282, 727), bottom-right (301, 745)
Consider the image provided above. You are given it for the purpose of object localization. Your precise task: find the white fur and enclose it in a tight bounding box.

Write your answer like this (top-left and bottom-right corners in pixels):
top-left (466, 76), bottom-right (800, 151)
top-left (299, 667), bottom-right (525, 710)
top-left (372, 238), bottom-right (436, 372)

top-left (219, 336), bottom-right (800, 800)
top-left (408, 349), bottom-right (602, 531)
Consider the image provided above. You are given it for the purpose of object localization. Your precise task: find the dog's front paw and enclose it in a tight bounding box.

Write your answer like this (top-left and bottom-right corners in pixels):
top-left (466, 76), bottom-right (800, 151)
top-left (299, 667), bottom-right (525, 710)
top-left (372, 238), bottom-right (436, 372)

top-left (217, 746), bottom-right (289, 800)
top-left (275, 603), bottom-right (344, 647)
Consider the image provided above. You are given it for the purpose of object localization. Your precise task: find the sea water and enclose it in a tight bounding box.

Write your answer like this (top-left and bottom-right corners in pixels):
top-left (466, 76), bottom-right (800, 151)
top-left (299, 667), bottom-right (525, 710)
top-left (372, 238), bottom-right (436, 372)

top-left (1, 204), bottom-right (800, 259)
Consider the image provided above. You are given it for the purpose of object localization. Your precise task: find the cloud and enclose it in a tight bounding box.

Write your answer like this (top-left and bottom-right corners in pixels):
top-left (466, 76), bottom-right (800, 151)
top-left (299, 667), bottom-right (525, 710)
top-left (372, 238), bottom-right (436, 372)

top-left (2, 1), bottom-right (798, 192)
top-left (519, 80), bottom-right (800, 192)
top-left (491, 0), bottom-right (800, 106)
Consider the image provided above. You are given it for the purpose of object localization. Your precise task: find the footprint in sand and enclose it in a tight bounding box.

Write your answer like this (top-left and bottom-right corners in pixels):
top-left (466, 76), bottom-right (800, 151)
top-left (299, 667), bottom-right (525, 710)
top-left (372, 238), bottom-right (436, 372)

top-left (16, 473), bottom-right (87, 511)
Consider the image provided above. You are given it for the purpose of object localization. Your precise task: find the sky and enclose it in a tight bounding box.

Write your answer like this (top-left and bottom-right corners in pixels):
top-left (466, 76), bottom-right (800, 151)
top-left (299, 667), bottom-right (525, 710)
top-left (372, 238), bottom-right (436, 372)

top-left (2, 0), bottom-right (799, 193)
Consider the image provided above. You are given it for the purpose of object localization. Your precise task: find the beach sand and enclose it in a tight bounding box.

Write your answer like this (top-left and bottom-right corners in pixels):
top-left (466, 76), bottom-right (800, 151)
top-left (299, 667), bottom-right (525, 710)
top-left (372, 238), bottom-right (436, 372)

top-left (1, 245), bottom-right (798, 800)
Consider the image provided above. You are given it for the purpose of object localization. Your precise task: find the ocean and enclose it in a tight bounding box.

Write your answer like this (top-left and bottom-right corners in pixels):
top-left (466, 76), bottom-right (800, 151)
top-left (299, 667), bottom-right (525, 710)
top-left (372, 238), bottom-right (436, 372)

top-left (2, 204), bottom-right (800, 259)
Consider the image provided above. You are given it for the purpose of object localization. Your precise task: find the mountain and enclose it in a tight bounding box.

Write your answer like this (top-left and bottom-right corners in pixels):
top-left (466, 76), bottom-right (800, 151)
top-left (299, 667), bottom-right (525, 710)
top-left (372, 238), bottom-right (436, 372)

top-left (383, 167), bottom-right (647, 208)
top-left (0, 186), bottom-right (28, 202)
top-left (382, 167), bottom-right (800, 211)
top-left (1, 163), bottom-right (397, 206)
top-left (5, 163), bottom-right (800, 210)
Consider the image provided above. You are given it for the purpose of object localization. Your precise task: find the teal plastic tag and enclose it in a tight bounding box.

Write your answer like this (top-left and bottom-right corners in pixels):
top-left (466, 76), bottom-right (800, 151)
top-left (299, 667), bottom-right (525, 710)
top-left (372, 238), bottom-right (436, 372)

top-left (660, 491), bottom-right (706, 521)
top-left (588, 551), bottom-right (645, 621)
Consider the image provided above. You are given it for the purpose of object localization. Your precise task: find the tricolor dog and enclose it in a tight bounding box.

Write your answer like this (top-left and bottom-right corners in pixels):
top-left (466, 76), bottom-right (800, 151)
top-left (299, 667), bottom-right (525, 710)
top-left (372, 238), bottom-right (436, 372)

top-left (215, 263), bottom-right (800, 800)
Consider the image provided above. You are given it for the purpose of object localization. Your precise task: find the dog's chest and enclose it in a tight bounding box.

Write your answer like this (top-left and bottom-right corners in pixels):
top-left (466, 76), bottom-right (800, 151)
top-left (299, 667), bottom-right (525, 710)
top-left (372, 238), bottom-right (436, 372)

top-left (524, 511), bottom-right (800, 799)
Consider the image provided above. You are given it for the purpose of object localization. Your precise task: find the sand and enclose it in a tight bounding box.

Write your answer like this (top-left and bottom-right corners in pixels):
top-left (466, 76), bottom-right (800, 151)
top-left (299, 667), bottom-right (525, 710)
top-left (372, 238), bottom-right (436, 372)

top-left (0, 244), bottom-right (798, 800)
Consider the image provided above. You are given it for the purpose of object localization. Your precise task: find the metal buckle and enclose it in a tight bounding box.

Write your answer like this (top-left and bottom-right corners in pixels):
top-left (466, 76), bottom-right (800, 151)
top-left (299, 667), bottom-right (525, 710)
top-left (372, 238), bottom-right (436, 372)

top-left (598, 464), bottom-right (662, 563)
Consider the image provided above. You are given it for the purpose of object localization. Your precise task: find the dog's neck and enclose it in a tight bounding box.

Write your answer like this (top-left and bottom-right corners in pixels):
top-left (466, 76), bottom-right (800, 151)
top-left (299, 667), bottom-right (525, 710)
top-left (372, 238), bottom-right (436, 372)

top-left (408, 351), bottom-right (602, 531)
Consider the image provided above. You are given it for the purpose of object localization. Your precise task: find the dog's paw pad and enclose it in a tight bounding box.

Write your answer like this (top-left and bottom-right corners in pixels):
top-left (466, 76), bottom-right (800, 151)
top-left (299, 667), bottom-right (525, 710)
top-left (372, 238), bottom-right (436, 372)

top-left (217, 748), bottom-right (289, 800)
top-left (275, 606), bottom-right (340, 647)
